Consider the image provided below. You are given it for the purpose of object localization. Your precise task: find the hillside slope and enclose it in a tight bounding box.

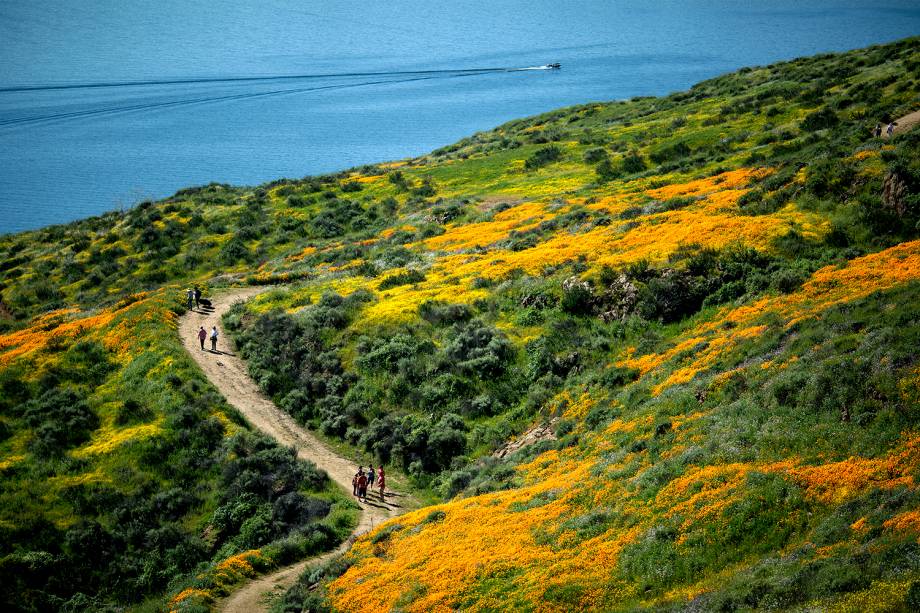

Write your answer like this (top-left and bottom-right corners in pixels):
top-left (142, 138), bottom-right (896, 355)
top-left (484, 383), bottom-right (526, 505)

top-left (0, 37), bottom-right (919, 611)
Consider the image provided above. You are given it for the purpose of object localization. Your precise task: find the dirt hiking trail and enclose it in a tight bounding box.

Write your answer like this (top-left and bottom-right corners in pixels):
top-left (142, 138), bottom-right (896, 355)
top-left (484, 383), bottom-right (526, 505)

top-left (893, 108), bottom-right (920, 135)
top-left (179, 287), bottom-right (410, 612)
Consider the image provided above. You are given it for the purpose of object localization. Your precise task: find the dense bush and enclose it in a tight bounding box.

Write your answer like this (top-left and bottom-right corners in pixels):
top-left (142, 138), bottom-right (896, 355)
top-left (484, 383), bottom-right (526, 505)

top-left (524, 145), bottom-right (562, 170)
top-left (21, 389), bottom-right (98, 456)
top-left (620, 150), bottom-right (647, 174)
top-left (800, 106), bottom-right (839, 131)
top-left (649, 141), bottom-right (692, 165)
top-left (418, 301), bottom-right (472, 326)
top-left (583, 147), bottom-right (608, 164)
top-left (378, 269), bottom-right (425, 290)
top-left (442, 321), bottom-right (514, 376)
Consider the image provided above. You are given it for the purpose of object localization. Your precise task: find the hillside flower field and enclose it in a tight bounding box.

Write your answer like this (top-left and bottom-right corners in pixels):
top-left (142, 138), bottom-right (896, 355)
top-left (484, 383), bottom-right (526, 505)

top-left (1, 37), bottom-right (920, 611)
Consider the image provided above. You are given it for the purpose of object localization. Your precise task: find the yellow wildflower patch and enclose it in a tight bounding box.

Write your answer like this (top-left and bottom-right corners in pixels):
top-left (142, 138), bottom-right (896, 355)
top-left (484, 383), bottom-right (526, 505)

top-left (73, 419), bottom-right (164, 457)
top-left (817, 578), bottom-right (915, 613)
top-left (0, 455), bottom-right (25, 472)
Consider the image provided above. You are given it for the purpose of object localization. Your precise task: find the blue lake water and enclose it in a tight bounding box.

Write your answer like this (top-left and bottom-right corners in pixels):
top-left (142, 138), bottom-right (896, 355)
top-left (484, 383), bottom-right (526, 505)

top-left (1, 0), bottom-right (919, 234)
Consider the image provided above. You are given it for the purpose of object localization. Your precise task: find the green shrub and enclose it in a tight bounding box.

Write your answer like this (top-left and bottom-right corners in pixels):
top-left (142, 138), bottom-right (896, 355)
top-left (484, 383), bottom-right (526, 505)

top-left (596, 158), bottom-right (621, 182)
top-left (801, 106), bottom-right (839, 131)
top-left (378, 269), bottom-right (426, 290)
top-left (583, 147), bottom-right (609, 164)
top-left (22, 389), bottom-right (99, 456)
top-left (219, 236), bottom-right (250, 264)
top-left (418, 301), bottom-right (472, 326)
top-left (524, 146), bottom-right (562, 170)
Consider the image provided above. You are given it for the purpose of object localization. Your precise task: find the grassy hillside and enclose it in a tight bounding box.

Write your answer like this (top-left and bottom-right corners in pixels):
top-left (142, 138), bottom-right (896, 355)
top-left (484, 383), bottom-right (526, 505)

top-left (1, 36), bottom-right (920, 611)
top-left (0, 288), bottom-right (359, 611)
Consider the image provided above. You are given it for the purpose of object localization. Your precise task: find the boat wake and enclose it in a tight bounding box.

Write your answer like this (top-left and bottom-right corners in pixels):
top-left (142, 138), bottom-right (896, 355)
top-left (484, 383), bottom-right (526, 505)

top-left (0, 63), bottom-right (561, 129)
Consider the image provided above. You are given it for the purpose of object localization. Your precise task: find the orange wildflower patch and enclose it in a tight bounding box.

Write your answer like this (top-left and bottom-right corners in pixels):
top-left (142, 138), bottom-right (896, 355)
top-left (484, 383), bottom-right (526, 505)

top-left (850, 516), bottom-right (869, 534)
top-left (441, 201), bottom-right (821, 282)
top-left (103, 300), bottom-right (168, 360)
top-left (645, 168), bottom-right (767, 201)
top-left (168, 587), bottom-right (212, 611)
top-left (883, 510), bottom-right (920, 538)
top-left (379, 224), bottom-right (417, 239)
top-left (584, 193), bottom-right (640, 217)
top-left (423, 201), bottom-right (552, 251)
top-left (651, 325), bottom-right (767, 395)
top-left (0, 309), bottom-right (118, 367)
top-left (786, 434), bottom-right (920, 504)
top-left (559, 391), bottom-right (596, 420)
top-left (213, 549), bottom-right (265, 585)
top-left (285, 245), bottom-right (317, 261)
top-left (653, 462), bottom-right (790, 535)
top-left (717, 239), bottom-right (920, 332)
top-left (329, 444), bottom-right (641, 612)
top-left (617, 241), bottom-right (920, 395)
top-left (619, 336), bottom-right (708, 376)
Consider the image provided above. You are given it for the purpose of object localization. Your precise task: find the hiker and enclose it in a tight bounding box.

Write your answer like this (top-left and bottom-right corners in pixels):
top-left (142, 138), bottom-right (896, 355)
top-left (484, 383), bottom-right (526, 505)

top-left (887, 121), bottom-right (895, 137)
top-left (197, 326), bottom-right (207, 350)
top-left (874, 122), bottom-right (882, 138)
top-left (377, 467), bottom-right (386, 502)
top-left (186, 288), bottom-right (194, 310)
top-left (210, 326), bottom-right (218, 352)
top-left (367, 465), bottom-right (376, 487)
top-left (353, 467), bottom-right (363, 496)
top-left (357, 471), bottom-right (368, 502)
top-left (194, 286), bottom-right (202, 308)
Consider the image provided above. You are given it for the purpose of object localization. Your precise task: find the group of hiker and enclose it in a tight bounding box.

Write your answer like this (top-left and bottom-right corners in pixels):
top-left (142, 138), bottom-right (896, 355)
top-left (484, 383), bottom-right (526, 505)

top-left (185, 286), bottom-right (203, 310)
top-left (185, 287), bottom-right (220, 352)
top-left (198, 325), bottom-right (219, 352)
top-left (353, 465), bottom-right (385, 503)
top-left (874, 121), bottom-right (897, 138)
top-left (184, 289), bottom-right (389, 503)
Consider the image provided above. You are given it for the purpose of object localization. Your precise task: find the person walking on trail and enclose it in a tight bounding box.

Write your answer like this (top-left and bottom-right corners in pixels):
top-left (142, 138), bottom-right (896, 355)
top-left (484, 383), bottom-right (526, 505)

top-left (186, 289), bottom-right (194, 311)
top-left (353, 467), bottom-right (363, 496)
top-left (887, 121), bottom-right (896, 137)
top-left (377, 467), bottom-right (386, 502)
top-left (367, 465), bottom-right (376, 487)
top-left (197, 326), bottom-right (207, 351)
top-left (193, 286), bottom-right (202, 308)
top-left (357, 471), bottom-right (368, 502)
top-left (874, 122), bottom-right (882, 138)
top-left (210, 326), bottom-right (218, 352)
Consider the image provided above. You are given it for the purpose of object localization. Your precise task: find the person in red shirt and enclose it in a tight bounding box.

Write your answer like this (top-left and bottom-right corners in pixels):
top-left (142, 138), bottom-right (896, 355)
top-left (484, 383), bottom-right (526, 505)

top-left (197, 326), bottom-right (207, 350)
top-left (357, 472), bottom-right (368, 502)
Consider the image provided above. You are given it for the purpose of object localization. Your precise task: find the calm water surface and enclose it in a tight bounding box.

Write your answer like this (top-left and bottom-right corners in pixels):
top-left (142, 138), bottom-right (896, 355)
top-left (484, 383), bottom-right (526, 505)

top-left (1, 0), bottom-right (919, 233)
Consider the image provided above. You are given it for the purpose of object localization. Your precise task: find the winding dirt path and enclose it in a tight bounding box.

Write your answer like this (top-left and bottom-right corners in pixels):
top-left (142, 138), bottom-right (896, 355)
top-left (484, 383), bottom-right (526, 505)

top-left (893, 109), bottom-right (920, 135)
top-left (179, 287), bottom-right (408, 612)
